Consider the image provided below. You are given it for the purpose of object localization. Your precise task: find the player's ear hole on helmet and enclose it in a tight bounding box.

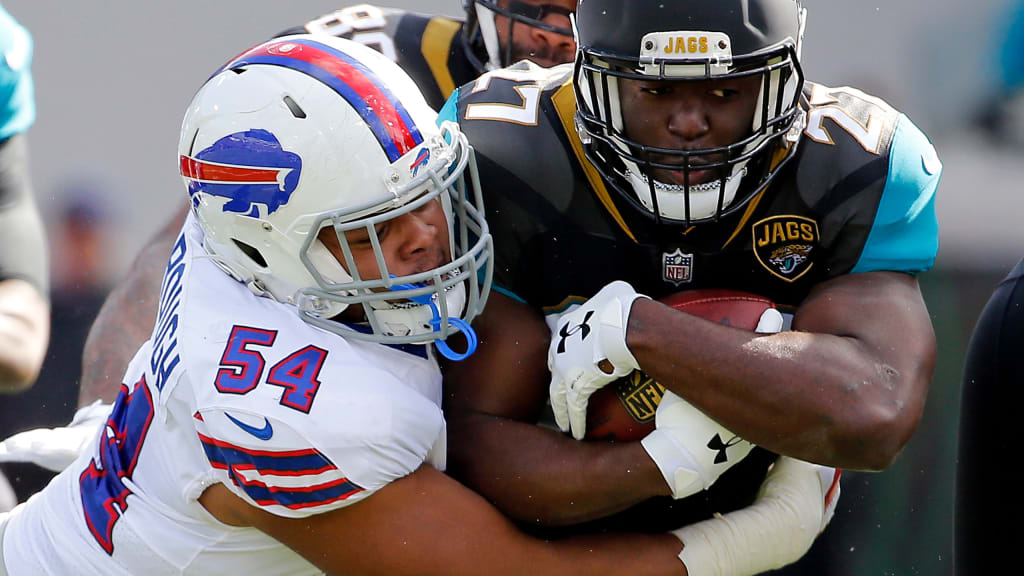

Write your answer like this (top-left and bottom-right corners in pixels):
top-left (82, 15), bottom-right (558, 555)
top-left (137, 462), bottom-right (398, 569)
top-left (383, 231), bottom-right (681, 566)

top-left (232, 240), bottom-right (268, 269)
top-left (282, 95), bottom-right (306, 119)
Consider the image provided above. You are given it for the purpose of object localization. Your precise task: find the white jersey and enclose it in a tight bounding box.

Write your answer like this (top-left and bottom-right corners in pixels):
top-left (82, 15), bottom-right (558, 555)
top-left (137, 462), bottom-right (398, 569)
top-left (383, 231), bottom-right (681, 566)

top-left (3, 215), bottom-right (446, 575)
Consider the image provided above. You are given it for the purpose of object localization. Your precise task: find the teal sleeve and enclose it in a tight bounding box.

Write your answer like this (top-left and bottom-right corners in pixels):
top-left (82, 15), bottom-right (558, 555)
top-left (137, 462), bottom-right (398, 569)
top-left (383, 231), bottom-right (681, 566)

top-left (851, 114), bottom-right (940, 274)
top-left (436, 86), bottom-right (528, 303)
top-left (436, 87), bottom-right (460, 127)
top-left (0, 5), bottom-right (35, 140)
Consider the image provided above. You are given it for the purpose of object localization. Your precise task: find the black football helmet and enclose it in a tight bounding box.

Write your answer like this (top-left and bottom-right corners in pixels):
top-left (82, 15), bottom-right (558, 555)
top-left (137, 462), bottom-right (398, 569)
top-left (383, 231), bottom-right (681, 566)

top-left (462, 0), bottom-right (574, 72)
top-left (574, 0), bottom-right (807, 226)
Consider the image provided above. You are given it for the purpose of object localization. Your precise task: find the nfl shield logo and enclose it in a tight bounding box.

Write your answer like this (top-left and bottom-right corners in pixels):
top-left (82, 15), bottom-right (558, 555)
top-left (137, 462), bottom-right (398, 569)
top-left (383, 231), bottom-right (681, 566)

top-left (662, 249), bottom-right (693, 286)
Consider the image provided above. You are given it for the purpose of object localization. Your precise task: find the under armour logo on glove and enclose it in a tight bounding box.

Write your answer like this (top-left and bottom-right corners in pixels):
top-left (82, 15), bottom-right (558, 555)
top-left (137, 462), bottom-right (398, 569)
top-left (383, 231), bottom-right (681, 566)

top-left (548, 281), bottom-right (649, 439)
top-left (640, 391), bottom-right (755, 499)
top-left (556, 310), bottom-right (595, 353)
top-left (707, 433), bottom-right (745, 464)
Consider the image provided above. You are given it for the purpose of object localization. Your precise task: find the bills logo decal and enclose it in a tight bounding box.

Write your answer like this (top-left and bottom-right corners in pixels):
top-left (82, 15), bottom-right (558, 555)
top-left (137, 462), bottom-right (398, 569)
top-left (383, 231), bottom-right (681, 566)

top-left (180, 129), bottom-right (301, 217)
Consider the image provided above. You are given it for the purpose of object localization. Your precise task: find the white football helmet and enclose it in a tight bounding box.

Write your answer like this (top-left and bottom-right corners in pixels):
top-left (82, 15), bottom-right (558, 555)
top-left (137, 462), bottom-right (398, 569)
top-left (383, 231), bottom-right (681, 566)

top-left (179, 35), bottom-right (492, 354)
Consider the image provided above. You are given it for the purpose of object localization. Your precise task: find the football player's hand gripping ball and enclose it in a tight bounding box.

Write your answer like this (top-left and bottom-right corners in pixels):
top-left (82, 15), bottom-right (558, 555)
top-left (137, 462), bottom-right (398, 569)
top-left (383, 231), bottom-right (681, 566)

top-left (639, 303), bottom-right (783, 498)
top-left (548, 280), bottom-right (650, 439)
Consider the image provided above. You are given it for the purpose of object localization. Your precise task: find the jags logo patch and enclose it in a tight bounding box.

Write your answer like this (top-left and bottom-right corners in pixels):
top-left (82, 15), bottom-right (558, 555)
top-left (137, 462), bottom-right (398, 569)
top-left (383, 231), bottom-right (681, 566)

top-left (752, 215), bottom-right (819, 282)
top-left (612, 371), bottom-right (667, 423)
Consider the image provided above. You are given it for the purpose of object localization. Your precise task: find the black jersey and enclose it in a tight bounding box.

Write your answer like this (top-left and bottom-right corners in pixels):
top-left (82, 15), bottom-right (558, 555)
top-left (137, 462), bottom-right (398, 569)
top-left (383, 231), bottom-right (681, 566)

top-left (955, 258), bottom-right (1024, 574)
top-left (277, 5), bottom-right (479, 111)
top-left (441, 62), bottom-right (940, 532)
top-left (441, 63), bottom-right (939, 313)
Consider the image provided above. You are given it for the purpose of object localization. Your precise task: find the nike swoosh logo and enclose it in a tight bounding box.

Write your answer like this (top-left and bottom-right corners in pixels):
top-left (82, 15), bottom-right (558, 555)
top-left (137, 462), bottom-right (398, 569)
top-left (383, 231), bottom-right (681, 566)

top-left (225, 413), bottom-right (274, 440)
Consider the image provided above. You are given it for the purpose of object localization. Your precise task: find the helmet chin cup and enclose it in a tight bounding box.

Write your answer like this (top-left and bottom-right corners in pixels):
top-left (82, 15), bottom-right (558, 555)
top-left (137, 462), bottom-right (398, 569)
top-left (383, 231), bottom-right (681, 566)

top-left (625, 164), bottom-right (746, 222)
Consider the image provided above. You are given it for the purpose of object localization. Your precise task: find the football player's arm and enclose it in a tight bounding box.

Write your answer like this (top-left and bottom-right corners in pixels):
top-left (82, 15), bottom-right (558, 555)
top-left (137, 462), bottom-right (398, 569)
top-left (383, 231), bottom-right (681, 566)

top-left (0, 134), bottom-right (49, 393)
top-left (627, 270), bottom-right (934, 472)
top-left (77, 203), bottom-right (189, 406)
top-left (0, 278), bottom-right (48, 392)
top-left (205, 464), bottom-right (687, 576)
top-left (443, 291), bottom-right (671, 525)
top-left (625, 116), bottom-right (940, 472)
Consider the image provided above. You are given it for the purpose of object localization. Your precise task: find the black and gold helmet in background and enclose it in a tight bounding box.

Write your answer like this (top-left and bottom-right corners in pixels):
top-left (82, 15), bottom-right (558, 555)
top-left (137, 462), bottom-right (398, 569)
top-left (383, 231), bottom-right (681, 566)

top-left (462, 0), bottom-right (574, 72)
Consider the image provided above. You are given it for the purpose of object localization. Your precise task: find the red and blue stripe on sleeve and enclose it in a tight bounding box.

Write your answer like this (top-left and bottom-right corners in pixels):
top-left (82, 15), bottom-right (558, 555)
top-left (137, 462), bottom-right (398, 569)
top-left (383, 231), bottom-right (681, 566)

top-left (199, 433), bottom-right (364, 511)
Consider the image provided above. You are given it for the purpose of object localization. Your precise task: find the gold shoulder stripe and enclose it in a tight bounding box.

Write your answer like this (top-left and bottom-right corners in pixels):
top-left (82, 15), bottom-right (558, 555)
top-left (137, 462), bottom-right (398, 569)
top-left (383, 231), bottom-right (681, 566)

top-left (542, 295), bottom-right (589, 316)
top-left (721, 144), bottom-right (792, 249)
top-left (722, 189), bottom-right (766, 248)
top-left (551, 80), bottom-right (637, 243)
top-left (421, 18), bottom-right (461, 100)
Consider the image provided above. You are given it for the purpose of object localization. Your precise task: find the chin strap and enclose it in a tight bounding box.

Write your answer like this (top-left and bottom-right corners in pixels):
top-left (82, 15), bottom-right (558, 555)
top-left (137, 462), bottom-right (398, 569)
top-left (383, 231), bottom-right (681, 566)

top-left (390, 281), bottom-right (479, 361)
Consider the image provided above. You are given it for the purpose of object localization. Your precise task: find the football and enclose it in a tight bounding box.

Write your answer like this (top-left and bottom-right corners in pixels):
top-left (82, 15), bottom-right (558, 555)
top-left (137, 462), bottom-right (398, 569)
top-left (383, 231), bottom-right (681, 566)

top-left (584, 289), bottom-right (777, 442)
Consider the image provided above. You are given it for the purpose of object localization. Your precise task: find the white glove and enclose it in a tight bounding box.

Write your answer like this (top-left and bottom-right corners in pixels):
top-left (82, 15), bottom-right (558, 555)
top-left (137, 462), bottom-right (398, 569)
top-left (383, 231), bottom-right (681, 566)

top-left (755, 307), bottom-right (784, 334)
top-left (672, 457), bottom-right (842, 575)
top-left (0, 401), bottom-right (111, 472)
top-left (641, 391), bottom-right (754, 499)
top-left (548, 280), bottom-right (650, 439)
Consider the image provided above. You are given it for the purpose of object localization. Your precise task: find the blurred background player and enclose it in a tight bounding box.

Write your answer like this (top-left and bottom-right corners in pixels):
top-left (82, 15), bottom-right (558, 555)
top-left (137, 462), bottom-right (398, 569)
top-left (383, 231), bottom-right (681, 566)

top-left (0, 188), bottom-right (111, 503)
top-left (0, 4), bottom-right (47, 396)
top-left (0, 34), bottom-right (830, 576)
top-left (973, 0), bottom-right (1024, 148)
top-left (954, 255), bottom-right (1024, 575)
top-left (0, 2), bottom-right (48, 511)
top-left (278, 1), bottom-right (576, 110)
top-left (437, 0), bottom-right (938, 554)
top-left (77, 0), bottom-right (577, 410)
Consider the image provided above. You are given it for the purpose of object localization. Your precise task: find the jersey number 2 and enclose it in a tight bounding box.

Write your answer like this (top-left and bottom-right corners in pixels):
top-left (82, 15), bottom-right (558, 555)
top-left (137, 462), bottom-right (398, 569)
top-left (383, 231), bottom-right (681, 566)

top-left (465, 69), bottom-right (546, 125)
top-left (804, 89), bottom-right (885, 154)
